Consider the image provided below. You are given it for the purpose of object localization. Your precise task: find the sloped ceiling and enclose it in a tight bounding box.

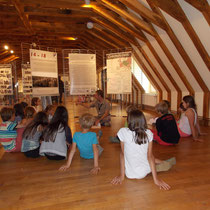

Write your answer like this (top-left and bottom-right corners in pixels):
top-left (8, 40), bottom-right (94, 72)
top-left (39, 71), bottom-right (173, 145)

top-left (0, 0), bottom-right (209, 118)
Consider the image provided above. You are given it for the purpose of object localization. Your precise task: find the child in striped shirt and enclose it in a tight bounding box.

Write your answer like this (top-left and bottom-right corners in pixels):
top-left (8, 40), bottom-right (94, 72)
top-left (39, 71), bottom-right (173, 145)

top-left (0, 107), bottom-right (17, 152)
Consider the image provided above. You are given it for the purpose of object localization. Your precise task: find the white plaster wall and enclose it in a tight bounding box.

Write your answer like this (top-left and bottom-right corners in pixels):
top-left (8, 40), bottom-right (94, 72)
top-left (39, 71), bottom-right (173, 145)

top-left (161, 10), bottom-right (210, 90)
top-left (142, 93), bottom-right (157, 106)
top-left (182, 91), bottom-right (190, 98)
top-left (194, 92), bottom-right (204, 117)
top-left (162, 91), bottom-right (168, 100)
top-left (171, 91), bottom-right (177, 111)
top-left (178, 0), bottom-right (210, 55)
top-left (153, 25), bottom-right (202, 92)
top-left (137, 0), bottom-right (151, 9)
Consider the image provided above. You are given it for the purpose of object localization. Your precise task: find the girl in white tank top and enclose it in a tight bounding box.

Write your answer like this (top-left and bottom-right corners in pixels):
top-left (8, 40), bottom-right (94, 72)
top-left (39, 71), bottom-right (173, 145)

top-left (177, 95), bottom-right (202, 141)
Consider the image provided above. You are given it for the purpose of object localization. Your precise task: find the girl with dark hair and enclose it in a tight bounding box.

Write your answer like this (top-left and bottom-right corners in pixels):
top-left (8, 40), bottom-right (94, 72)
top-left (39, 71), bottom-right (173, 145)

top-left (14, 103), bottom-right (24, 123)
top-left (177, 95), bottom-right (202, 141)
top-left (21, 112), bottom-right (48, 158)
top-left (39, 106), bottom-right (72, 160)
top-left (111, 110), bottom-right (175, 190)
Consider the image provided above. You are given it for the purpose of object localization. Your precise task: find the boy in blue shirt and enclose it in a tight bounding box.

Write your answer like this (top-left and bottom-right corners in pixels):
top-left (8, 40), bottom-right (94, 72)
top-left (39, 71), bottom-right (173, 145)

top-left (59, 113), bottom-right (103, 174)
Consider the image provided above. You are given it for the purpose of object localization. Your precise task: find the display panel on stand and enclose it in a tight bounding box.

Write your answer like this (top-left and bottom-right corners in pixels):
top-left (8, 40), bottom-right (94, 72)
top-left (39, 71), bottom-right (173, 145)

top-left (68, 53), bottom-right (96, 95)
top-left (30, 49), bottom-right (59, 96)
top-left (107, 52), bottom-right (132, 94)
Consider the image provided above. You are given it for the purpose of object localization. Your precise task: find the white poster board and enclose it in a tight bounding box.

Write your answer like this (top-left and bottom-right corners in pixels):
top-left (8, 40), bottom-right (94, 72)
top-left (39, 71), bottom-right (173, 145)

top-left (107, 52), bottom-right (132, 94)
top-left (30, 49), bottom-right (59, 96)
top-left (0, 64), bottom-right (13, 95)
top-left (22, 64), bottom-right (32, 95)
top-left (68, 53), bottom-right (96, 95)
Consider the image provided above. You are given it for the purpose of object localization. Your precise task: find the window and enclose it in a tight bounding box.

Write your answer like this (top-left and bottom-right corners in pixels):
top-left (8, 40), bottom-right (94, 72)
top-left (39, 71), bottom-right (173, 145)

top-left (132, 58), bottom-right (156, 94)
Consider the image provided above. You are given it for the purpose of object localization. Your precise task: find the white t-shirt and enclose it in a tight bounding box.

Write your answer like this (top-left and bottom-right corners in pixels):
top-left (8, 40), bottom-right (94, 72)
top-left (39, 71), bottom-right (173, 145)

top-left (117, 128), bottom-right (153, 179)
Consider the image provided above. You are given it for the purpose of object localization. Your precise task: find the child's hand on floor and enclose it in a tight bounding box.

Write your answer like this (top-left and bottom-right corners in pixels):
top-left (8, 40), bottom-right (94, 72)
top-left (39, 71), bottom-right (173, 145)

top-left (111, 176), bottom-right (124, 185)
top-left (154, 179), bottom-right (170, 190)
top-left (90, 167), bottom-right (100, 175)
top-left (59, 164), bottom-right (70, 171)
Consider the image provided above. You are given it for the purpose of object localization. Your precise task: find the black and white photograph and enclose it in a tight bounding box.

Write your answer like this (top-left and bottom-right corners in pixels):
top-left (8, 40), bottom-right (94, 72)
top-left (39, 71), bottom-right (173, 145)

top-left (32, 76), bottom-right (58, 88)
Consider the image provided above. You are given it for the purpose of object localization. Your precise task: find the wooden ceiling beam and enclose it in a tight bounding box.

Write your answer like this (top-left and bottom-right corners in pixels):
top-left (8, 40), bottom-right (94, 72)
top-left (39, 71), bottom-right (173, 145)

top-left (184, 0), bottom-right (210, 25)
top-left (20, 0), bottom-right (99, 10)
top-left (92, 5), bottom-right (146, 42)
top-left (91, 17), bottom-right (139, 46)
top-left (138, 46), bottom-right (171, 102)
top-left (119, 0), bottom-right (166, 29)
top-left (141, 17), bottom-right (193, 103)
top-left (11, 0), bottom-right (34, 35)
top-left (98, 0), bottom-right (155, 36)
top-left (93, 26), bottom-right (130, 47)
top-left (28, 15), bottom-right (91, 24)
top-left (0, 51), bottom-right (9, 57)
top-left (133, 50), bottom-right (162, 101)
top-left (0, 55), bottom-right (17, 63)
top-left (148, 2), bottom-right (209, 121)
top-left (87, 30), bottom-right (119, 49)
top-left (148, 0), bottom-right (210, 70)
top-left (82, 33), bottom-right (110, 49)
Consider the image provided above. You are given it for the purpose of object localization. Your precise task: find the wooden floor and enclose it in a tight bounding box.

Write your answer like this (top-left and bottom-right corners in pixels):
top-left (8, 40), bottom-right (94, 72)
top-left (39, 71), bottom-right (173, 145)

top-left (0, 99), bottom-right (210, 210)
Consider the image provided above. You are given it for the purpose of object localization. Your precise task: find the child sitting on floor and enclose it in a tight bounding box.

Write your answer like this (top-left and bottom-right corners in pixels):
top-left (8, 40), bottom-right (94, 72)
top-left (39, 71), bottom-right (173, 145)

top-left (177, 95), bottom-right (204, 142)
top-left (40, 106), bottom-right (72, 160)
top-left (15, 106), bottom-right (36, 152)
top-left (44, 105), bottom-right (55, 122)
top-left (111, 110), bottom-right (175, 190)
top-left (59, 113), bottom-right (103, 174)
top-left (151, 101), bottom-right (180, 146)
top-left (0, 107), bottom-right (17, 152)
top-left (14, 103), bottom-right (25, 124)
top-left (109, 105), bottom-right (138, 143)
top-left (21, 112), bottom-right (48, 158)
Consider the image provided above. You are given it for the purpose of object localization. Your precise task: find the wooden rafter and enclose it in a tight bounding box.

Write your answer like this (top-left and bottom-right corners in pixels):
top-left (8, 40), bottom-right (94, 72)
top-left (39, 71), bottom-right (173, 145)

top-left (91, 17), bottom-right (139, 46)
top-left (133, 50), bottom-right (162, 101)
top-left (141, 17), bottom-right (193, 104)
top-left (148, 0), bottom-right (210, 71)
top-left (184, 0), bottom-right (210, 25)
top-left (92, 5), bottom-right (146, 42)
top-left (98, 0), bottom-right (155, 36)
top-left (11, 0), bottom-right (34, 35)
top-left (119, 0), bottom-right (166, 29)
top-left (132, 74), bottom-right (145, 93)
top-left (93, 26), bottom-right (130, 47)
top-left (138, 46), bottom-right (171, 102)
top-left (87, 30), bottom-right (120, 49)
top-left (148, 1), bottom-right (210, 121)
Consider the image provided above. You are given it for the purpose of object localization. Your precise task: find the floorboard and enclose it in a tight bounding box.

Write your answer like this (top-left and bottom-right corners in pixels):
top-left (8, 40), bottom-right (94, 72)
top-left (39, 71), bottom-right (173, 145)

top-left (0, 99), bottom-right (210, 210)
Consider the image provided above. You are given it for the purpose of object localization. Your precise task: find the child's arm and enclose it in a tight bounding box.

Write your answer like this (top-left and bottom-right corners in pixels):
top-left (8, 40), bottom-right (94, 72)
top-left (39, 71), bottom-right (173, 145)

top-left (90, 144), bottom-right (100, 175)
top-left (111, 142), bottom-right (125, 185)
top-left (59, 142), bottom-right (76, 171)
top-left (147, 141), bottom-right (170, 190)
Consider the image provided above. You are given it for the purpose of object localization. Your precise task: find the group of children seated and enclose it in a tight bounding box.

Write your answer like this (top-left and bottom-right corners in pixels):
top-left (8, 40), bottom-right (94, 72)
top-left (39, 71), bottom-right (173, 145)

top-left (0, 95), bottom-right (203, 190)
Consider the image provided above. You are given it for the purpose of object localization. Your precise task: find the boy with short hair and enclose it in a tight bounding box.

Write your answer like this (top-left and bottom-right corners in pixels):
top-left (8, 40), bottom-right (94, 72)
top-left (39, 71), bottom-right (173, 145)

top-left (152, 101), bottom-right (180, 146)
top-left (0, 107), bottom-right (17, 152)
top-left (59, 113), bottom-right (103, 174)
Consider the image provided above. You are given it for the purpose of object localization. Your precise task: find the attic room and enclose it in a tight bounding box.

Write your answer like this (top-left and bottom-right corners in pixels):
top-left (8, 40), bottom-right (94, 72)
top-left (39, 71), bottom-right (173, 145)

top-left (0, 0), bottom-right (209, 209)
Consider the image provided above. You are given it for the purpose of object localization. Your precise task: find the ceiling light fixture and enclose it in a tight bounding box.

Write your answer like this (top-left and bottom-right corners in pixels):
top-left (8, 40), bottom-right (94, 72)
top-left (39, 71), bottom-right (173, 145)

top-left (87, 22), bottom-right (94, 29)
top-left (4, 45), bottom-right (9, 50)
top-left (10, 50), bottom-right (14, 53)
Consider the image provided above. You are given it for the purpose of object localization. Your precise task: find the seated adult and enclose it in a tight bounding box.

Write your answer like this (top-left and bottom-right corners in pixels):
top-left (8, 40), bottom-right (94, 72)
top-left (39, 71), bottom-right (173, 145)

top-left (77, 90), bottom-right (111, 126)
